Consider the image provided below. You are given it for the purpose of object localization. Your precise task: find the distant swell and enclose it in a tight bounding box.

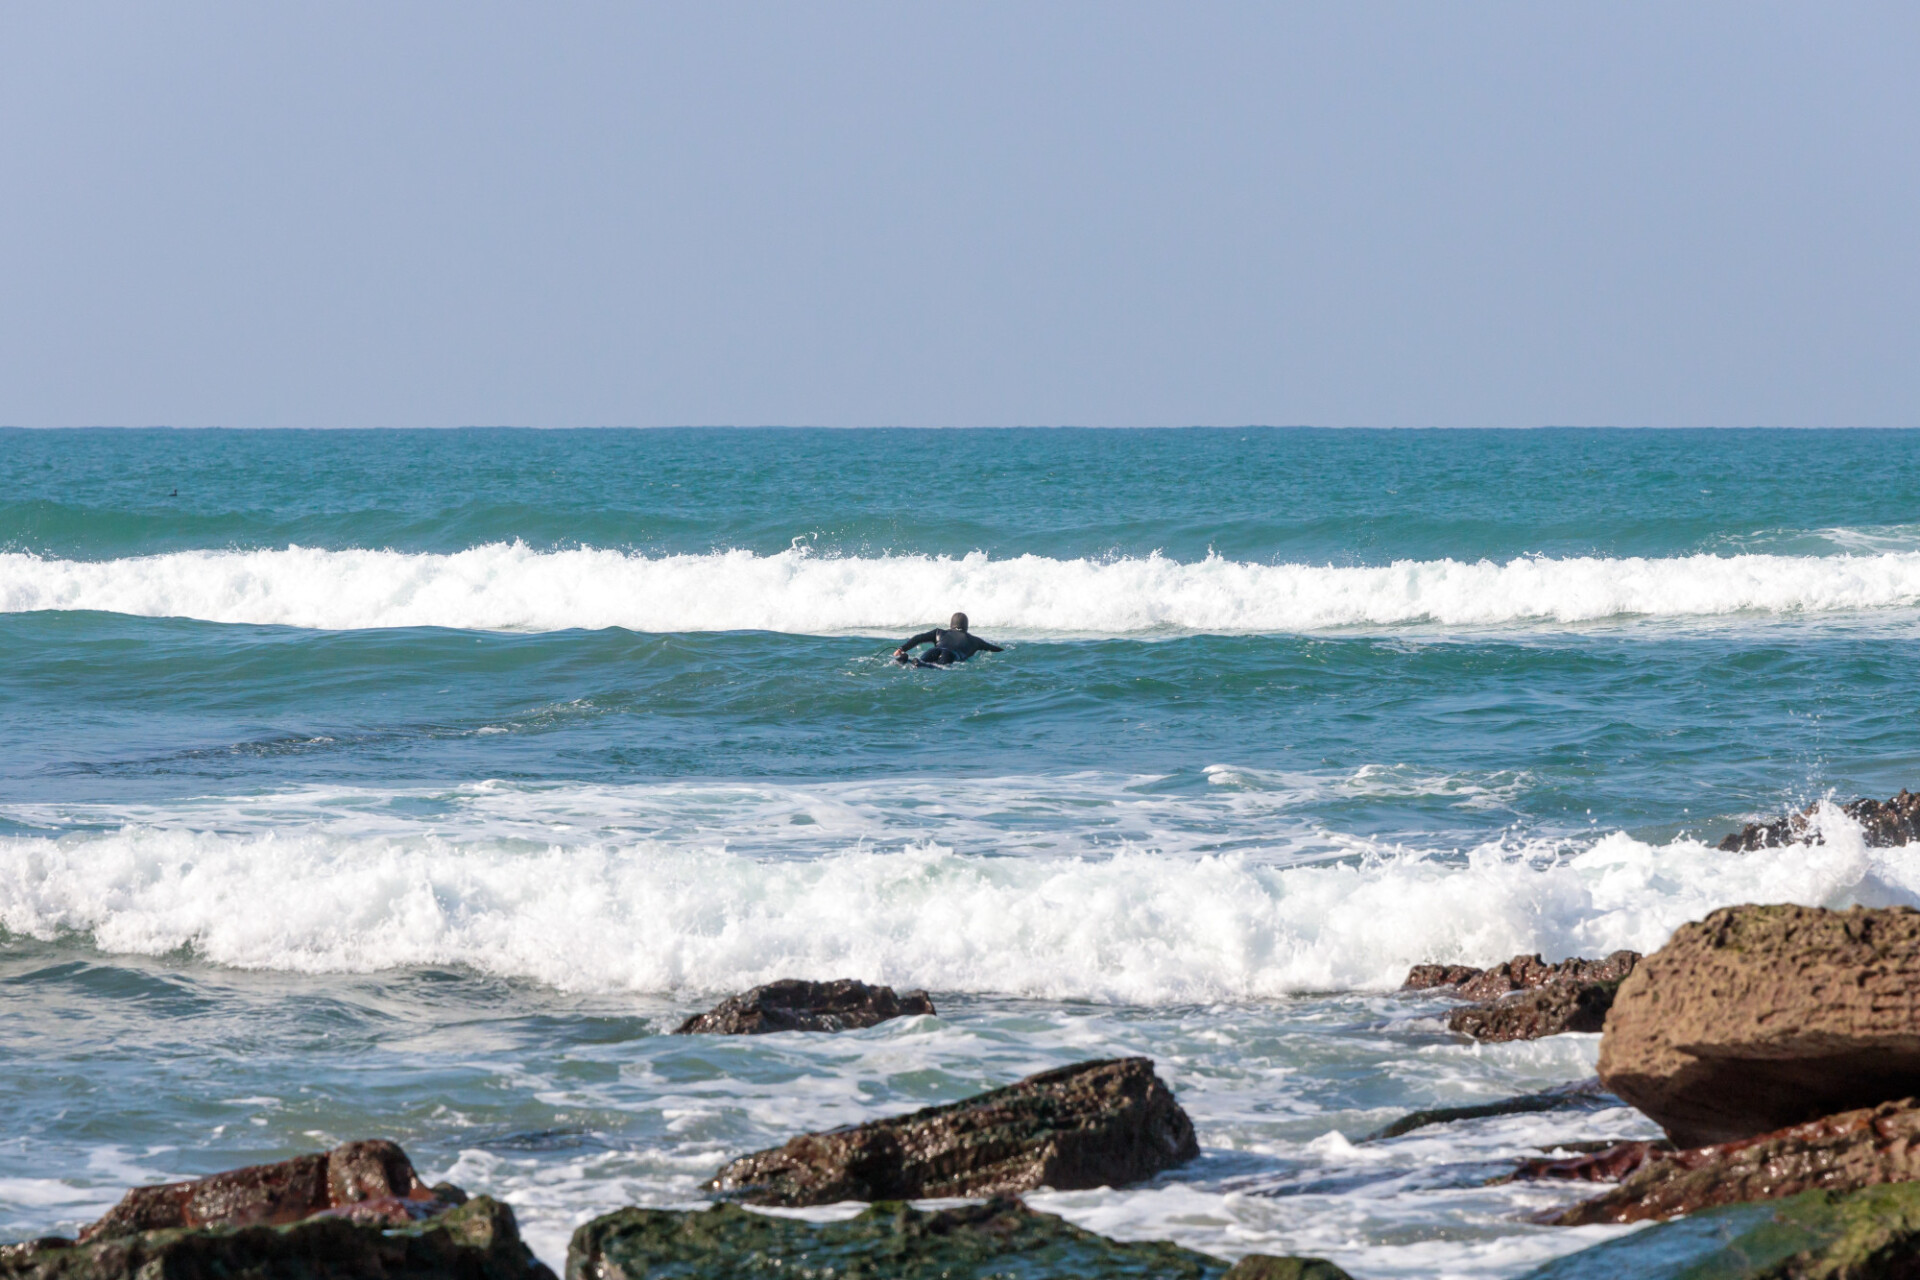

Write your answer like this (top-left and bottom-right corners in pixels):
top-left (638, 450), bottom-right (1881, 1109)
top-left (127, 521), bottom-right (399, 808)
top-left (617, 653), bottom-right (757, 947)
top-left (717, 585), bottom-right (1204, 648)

top-left (3, 810), bottom-right (1918, 999)
top-left (7, 544), bottom-right (1920, 634)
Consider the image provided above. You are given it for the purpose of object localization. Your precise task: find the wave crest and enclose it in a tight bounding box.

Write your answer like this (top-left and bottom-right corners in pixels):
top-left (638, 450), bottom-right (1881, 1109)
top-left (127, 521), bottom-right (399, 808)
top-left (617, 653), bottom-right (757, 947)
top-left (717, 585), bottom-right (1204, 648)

top-left (3, 808), bottom-right (1915, 1000)
top-left (7, 544), bottom-right (1920, 634)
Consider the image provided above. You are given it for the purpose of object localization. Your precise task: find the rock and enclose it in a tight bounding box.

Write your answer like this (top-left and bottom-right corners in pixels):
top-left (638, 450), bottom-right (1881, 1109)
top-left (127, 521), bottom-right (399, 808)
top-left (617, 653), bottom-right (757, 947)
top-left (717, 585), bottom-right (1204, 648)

top-left (672, 978), bottom-right (936, 1035)
top-left (78, 1140), bottom-right (451, 1240)
top-left (706, 1056), bottom-right (1198, 1206)
top-left (1401, 950), bottom-right (1639, 1001)
top-left (1718, 789), bottom-right (1920, 851)
top-left (0, 1195), bottom-right (553, 1280)
top-left (565, 1195), bottom-right (1231, 1279)
top-left (1500, 1139), bottom-right (1669, 1184)
top-left (1222, 1259), bottom-right (1356, 1280)
top-left (1402, 963), bottom-right (1483, 991)
top-left (1518, 1182), bottom-right (1920, 1280)
top-left (1551, 1098), bottom-right (1920, 1226)
top-left (1446, 979), bottom-right (1620, 1042)
top-left (1599, 903), bottom-right (1920, 1146)
top-left (1366, 1077), bottom-right (1613, 1141)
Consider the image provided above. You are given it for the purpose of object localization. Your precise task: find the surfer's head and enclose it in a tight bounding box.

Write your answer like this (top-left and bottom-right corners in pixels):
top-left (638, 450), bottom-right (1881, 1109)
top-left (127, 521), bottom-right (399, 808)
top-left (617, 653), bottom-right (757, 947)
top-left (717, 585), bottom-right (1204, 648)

top-left (950, 612), bottom-right (969, 632)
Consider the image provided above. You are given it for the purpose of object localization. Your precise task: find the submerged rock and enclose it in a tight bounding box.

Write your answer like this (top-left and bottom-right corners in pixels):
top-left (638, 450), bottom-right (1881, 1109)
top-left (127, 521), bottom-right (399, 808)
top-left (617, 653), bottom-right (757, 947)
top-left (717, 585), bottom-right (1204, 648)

top-left (1718, 789), bottom-right (1920, 851)
top-left (1520, 1183), bottom-right (1920, 1280)
top-left (0, 1195), bottom-right (551, 1280)
top-left (672, 978), bottom-right (935, 1035)
top-left (79, 1140), bottom-right (456, 1240)
top-left (1402, 950), bottom-right (1639, 1001)
top-left (1446, 979), bottom-right (1621, 1042)
top-left (565, 1197), bottom-right (1345, 1280)
top-left (707, 1056), bottom-right (1198, 1206)
top-left (1367, 1077), bottom-right (1614, 1141)
top-left (1501, 1139), bottom-right (1669, 1184)
top-left (1599, 903), bottom-right (1920, 1146)
top-left (1552, 1098), bottom-right (1920, 1226)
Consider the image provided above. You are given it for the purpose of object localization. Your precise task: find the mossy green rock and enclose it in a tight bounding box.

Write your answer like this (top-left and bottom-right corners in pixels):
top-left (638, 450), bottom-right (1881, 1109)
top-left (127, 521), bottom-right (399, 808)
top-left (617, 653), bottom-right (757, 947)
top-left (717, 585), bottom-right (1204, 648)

top-left (566, 1197), bottom-right (1351, 1280)
top-left (0, 1196), bottom-right (552, 1280)
top-left (1519, 1182), bottom-right (1920, 1279)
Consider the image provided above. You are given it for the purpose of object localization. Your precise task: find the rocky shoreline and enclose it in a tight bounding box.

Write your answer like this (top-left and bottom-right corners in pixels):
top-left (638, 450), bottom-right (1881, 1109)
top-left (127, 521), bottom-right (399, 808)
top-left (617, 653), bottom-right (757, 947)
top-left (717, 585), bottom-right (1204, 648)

top-left (12, 796), bottom-right (1920, 1278)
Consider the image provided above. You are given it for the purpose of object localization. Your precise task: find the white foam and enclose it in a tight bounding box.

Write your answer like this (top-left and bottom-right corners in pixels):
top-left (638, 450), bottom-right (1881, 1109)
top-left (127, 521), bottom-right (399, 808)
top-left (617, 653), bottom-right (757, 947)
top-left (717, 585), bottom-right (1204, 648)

top-left (3, 790), bottom-right (1913, 1000)
top-left (8, 543), bottom-right (1920, 634)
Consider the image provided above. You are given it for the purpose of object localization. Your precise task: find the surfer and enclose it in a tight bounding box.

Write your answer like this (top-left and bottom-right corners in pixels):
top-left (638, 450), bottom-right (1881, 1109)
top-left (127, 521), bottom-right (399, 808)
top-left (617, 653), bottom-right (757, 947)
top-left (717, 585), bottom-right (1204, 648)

top-left (893, 613), bottom-right (1004, 667)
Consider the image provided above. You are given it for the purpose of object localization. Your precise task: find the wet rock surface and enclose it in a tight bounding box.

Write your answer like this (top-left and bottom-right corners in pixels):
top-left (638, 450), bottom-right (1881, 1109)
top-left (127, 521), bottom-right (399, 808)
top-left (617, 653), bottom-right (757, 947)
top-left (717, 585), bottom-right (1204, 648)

top-left (1552, 1098), bottom-right (1920, 1226)
top-left (1221, 1260), bottom-right (1355, 1280)
top-left (1367, 1078), bottom-right (1614, 1141)
top-left (672, 978), bottom-right (936, 1035)
top-left (1521, 1183), bottom-right (1920, 1280)
top-left (1599, 903), bottom-right (1920, 1147)
top-left (1446, 979), bottom-right (1620, 1042)
top-left (1718, 789), bottom-right (1920, 851)
top-left (1502, 1139), bottom-right (1669, 1185)
top-left (78, 1141), bottom-right (453, 1241)
top-left (564, 1197), bottom-right (1346, 1280)
top-left (0, 1196), bottom-right (552, 1280)
top-left (707, 1056), bottom-right (1199, 1206)
top-left (1402, 950), bottom-right (1639, 1001)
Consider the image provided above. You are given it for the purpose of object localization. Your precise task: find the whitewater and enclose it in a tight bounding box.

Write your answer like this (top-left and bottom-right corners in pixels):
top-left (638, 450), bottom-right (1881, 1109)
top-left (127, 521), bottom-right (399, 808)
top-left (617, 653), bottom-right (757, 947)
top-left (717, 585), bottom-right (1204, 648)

top-left (0, 791), bottom-right (1912, 1000)
top-left (8, 542), bottom-right (1920, 633)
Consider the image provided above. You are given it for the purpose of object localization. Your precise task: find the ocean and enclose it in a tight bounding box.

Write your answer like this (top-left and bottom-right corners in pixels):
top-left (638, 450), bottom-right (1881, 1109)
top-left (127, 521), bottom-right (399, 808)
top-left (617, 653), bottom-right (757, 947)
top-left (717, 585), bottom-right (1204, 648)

top-left (5, 426), bottom-right (1920, 1276)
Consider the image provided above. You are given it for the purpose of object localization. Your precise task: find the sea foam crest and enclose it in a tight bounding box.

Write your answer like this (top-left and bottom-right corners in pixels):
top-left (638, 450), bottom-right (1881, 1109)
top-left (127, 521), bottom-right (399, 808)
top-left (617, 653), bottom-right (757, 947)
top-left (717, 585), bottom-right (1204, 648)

top-left (3, 806), bottom-right (1915, 1000)
top-left (6, 544), bottom-right (1920, 634)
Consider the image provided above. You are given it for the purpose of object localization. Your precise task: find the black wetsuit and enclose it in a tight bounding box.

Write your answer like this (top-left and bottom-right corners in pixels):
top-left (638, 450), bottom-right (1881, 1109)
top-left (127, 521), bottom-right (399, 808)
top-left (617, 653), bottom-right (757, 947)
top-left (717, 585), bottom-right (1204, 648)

top-left (896, 627), bottom-right (1004, 666)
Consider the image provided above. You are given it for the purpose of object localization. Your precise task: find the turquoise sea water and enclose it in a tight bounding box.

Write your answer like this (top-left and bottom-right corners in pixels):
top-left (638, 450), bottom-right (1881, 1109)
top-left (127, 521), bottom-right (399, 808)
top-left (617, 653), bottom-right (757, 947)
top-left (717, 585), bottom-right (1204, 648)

top-left (5, 427), bottom-right (1920, 1276)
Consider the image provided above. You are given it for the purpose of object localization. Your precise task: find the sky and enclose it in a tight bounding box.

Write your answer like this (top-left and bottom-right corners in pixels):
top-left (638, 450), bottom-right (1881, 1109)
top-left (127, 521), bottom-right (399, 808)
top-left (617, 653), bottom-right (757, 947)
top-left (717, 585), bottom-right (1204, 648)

top-left (1, 3), bottom-right (1915, 429)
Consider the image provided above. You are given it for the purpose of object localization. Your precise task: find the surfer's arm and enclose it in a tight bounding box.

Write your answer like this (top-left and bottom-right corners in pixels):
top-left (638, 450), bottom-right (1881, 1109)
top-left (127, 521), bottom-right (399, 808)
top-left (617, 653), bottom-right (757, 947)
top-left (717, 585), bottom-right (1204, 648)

top-left (894, 630), bottom-right (938, 655)
top-left (974, 638), bottom-right (1004, 653)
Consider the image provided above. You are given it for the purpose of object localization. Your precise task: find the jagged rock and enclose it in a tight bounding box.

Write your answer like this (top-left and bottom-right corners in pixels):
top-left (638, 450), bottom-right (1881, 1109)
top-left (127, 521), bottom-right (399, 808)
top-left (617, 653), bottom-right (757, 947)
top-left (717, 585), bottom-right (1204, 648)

top-left (672, 978), bottom-right (935, 1035)
top-left (0, 1196), bottom-right (552, 1280)
top-left (1718, 789), bottom-right (1920, 851)
top-left (564, 1197), bottom-right (1344, 1280)
top-left (1446, 979), bottom-right (1620, 1042)
top-left (1402, 963), bottom-right (1483, 991)
top-left (706, 1056), bottom-right (1198, 1206)
top-left (1367, 1078), bottom-right (1613, 1141)
top-left (1519, 1183), bottom-right (1920, 1280)
top-left (79, 1140), bottom-right (452, 1240)
top-left (1552, 1098), bottom-right (1920, 1226)
top-left (1599, 903), bottom-right (1920, 1147)
top-left (1401, 950), bottom-right (1639, 1001)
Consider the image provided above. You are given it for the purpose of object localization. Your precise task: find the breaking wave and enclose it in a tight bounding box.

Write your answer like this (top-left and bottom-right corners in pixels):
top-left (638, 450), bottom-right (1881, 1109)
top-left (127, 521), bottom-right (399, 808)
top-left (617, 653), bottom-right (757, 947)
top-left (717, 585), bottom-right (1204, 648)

top-left (7, 543), bottom-right (1920, 634)
top-left (3, 798), bottom-right (1915, 1000)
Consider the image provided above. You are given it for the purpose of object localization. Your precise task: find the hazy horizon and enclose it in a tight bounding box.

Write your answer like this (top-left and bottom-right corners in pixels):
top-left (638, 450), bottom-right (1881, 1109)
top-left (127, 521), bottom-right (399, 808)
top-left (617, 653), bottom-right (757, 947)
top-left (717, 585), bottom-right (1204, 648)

top-left (3, 3), bottom-right (1915, 429)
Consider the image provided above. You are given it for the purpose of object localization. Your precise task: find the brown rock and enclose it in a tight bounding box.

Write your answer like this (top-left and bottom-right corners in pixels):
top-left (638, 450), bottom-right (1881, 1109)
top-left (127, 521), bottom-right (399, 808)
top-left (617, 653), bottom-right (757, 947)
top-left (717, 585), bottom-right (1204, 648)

top-left (1599, 903), bottom-right (1920, 1147)
top-left (1401, 951), bottom-right (1639, 1001)
top-left (706, 1056), bottom-right (1198, 1206)
top-left (2, 1195), bottom-right (550, 1280)
top-left (1223, 1258), bottom-right (1356, 1280)
top-left (1552, 1098), bottom-right (1920, 1225)
top-left (672, 978), bottom-right (936, 1035)
top-left (1502, 1139), bottom-right (1669, 1184)
top-left (1402, 963), bottom-right (1482, 991)
top-left (1717, 789), bottom-right (1920, 851)
top-left (1446, 980), bottom-right (1620, 1042)
top-left (78, 1140), bottom-right (448, 1242)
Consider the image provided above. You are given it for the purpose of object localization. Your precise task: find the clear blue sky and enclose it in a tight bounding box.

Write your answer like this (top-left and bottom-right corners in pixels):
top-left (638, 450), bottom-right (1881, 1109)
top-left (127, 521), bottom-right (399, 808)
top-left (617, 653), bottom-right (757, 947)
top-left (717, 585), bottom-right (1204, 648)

top-left (2, 3), bottom-right (1914, 428)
